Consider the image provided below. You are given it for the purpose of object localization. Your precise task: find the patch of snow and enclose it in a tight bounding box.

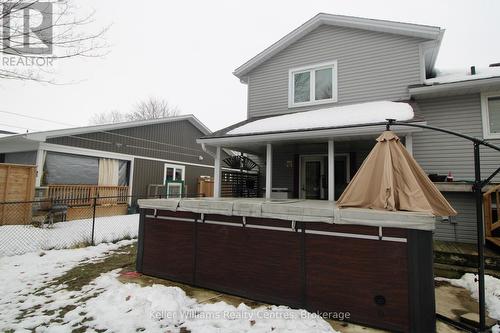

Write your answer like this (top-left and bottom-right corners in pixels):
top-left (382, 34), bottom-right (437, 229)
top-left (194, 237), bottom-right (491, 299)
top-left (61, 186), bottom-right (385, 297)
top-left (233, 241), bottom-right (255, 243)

top-left (436, 273), bottom-right (500, 320)
top-left (0, 214), bottom-right (139, 256)
top-left (0, 240), bottom-right (134, 332)
top-left (227, 101), bottom-right (414, 135)
top-left (1, 244), bottom-right (338, 333)
top-left (52, 270), bottom-right (338, 333)
top-left (425, 67), bottom-right (500, 85)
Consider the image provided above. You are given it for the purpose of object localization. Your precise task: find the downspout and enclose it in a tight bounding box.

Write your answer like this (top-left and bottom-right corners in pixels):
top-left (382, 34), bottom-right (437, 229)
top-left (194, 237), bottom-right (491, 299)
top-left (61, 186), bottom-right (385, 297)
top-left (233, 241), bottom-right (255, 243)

top-left (200, 142), bottom-right (216, 159)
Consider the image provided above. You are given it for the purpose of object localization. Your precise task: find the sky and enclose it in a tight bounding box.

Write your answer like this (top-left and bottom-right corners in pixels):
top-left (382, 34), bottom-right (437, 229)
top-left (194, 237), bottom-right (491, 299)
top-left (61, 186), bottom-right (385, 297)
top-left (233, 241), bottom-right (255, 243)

top-left (0, 0), bottom-right (499, 134)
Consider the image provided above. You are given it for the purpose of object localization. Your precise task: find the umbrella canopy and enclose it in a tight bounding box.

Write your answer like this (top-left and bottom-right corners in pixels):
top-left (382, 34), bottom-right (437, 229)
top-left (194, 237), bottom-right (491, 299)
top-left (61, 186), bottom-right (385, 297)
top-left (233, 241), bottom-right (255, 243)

top-left (337, 131), bottom-right (457, 216)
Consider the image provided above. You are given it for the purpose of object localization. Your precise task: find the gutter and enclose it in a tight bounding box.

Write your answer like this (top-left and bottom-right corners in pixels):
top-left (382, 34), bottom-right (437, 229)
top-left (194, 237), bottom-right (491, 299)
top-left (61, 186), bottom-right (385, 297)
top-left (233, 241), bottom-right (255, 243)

top-left (409, 77), bottom-right (500, 97)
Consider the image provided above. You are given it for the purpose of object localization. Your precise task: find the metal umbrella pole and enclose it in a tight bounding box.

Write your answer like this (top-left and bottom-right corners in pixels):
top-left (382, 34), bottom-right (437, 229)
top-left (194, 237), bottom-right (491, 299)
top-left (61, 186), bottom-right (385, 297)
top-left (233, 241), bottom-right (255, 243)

top-left (386, 119), bottom-right (500, 332)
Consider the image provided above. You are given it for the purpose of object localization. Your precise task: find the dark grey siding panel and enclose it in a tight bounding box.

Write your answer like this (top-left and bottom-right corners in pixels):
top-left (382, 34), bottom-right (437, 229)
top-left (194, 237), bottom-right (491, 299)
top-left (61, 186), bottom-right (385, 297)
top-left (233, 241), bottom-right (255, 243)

top-left (4, 151), bottom-right (37, 165)
top-left (413, 94), bottom-right (500, 182)
top-left (47, 120), bottom-right (213, 167)
top-left (247, 25), bottom-right (424, 118)
top-left (434, 193), bottom-right (477, 244)
top-left (132, 158), bottom-right (213, 198)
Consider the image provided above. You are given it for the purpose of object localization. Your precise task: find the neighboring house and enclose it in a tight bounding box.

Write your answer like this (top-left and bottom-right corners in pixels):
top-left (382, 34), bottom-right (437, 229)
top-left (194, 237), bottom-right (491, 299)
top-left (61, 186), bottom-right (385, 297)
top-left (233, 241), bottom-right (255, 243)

top-left (0, 115), bottom-right (216, 200)
top-left (198, 13), bottom-right (500, 244)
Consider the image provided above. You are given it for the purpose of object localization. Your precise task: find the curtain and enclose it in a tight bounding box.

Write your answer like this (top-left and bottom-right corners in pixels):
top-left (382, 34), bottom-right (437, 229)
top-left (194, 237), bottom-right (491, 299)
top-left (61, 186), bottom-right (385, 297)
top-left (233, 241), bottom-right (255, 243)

top-left (98, 158), bottom-right (119, 186)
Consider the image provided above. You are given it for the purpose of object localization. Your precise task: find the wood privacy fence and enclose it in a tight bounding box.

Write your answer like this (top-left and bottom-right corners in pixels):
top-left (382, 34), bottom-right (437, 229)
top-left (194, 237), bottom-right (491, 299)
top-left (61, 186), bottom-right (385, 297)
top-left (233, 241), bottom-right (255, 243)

top-left (484, 184), bottom-right (500, 248)
top-left (197, 176), bottom-right (213, 197)
top-left (0, 164), bottom-right (36, 225)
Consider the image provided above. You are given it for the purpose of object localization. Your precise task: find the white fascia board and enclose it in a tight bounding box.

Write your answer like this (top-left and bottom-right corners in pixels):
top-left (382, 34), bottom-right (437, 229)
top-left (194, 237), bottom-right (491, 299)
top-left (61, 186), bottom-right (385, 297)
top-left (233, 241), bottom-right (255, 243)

top-left (197, 123), bottom-right (425, 146)
top-left (234, 13), bottom-right (442, 80)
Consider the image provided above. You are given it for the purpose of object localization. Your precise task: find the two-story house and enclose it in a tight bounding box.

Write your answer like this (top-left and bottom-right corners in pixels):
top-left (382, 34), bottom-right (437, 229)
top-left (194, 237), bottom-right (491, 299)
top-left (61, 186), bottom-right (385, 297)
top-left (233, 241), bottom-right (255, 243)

top-left (198, 13), bottom-right (500, 244)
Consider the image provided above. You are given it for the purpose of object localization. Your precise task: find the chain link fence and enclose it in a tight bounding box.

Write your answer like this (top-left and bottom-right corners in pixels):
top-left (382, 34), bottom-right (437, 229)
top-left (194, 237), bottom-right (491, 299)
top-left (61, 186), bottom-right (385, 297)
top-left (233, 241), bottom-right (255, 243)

top-left (0, 195), bottom-right (164, 257)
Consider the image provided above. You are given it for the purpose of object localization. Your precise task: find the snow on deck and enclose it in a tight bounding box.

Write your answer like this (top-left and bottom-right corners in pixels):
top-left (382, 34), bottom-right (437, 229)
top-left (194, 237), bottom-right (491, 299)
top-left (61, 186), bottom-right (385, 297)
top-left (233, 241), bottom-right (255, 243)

top-left (0, 214), bottom-right (139, 256)
top-left (227, 101), bottom-right (414, 135)
top-left (425, 67), bottom-right (500, 85)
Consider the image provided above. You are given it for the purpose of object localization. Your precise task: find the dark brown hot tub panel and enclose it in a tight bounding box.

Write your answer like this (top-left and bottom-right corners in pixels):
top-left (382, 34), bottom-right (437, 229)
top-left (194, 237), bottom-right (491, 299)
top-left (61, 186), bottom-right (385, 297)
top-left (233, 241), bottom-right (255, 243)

top-left (136, 209), bottom-right (435, 333)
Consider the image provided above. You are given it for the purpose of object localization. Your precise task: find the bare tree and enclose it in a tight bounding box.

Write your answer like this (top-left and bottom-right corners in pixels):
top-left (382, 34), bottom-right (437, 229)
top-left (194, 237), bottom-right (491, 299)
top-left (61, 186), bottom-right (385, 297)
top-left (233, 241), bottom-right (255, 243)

top-left (89, 97), bottom-right (180, 124)
top-left (0, 0), bottom-right (108, 82)
top-left (89, 110), bottom-right (126, 125)
top-left (128, 96), bottom-right (180, 121)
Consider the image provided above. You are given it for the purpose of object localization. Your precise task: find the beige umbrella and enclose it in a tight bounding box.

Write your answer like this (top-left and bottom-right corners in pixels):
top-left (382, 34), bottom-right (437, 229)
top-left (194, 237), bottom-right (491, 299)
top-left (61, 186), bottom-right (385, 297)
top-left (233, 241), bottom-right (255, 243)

top-left (337, 131), bottom-right (457, 216)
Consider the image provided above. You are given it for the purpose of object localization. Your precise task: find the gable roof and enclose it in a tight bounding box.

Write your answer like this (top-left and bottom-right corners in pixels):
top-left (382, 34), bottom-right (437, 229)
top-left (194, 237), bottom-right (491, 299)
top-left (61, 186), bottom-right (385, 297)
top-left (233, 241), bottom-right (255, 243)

top-left (0, 114), bottom-right (211, 143)
top-left (234, 13), bottom-right (444, 82)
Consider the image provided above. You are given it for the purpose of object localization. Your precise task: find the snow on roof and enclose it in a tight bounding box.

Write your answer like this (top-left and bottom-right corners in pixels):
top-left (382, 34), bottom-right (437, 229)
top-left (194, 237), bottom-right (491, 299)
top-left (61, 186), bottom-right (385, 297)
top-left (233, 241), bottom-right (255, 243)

top-left (425, 67), bottom-right (500, 85)
top-left (227, 101), bottom-right (414, 135)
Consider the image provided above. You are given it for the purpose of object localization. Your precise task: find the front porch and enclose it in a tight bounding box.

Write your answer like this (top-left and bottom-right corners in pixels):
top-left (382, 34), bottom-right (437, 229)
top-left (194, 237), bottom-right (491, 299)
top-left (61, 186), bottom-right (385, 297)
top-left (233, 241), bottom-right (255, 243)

top-left (210, 132), bottom-right (415, 201)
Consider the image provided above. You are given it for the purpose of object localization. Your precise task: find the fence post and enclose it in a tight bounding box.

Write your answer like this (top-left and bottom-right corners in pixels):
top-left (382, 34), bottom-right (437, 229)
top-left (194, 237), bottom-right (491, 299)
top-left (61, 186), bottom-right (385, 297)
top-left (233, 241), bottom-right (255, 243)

top-left (91, 195), bottom-right (97, 246)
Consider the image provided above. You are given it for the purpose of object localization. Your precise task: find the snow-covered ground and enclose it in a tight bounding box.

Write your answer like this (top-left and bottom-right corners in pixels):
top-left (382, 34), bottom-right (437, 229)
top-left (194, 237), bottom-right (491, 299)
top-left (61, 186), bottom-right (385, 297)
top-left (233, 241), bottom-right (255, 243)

top-left (437, 273), bottom-right (500, 320)
top-left (0, 242), bottom-right (338, 333)
top-left (0, 214), bottom-right (139, 256)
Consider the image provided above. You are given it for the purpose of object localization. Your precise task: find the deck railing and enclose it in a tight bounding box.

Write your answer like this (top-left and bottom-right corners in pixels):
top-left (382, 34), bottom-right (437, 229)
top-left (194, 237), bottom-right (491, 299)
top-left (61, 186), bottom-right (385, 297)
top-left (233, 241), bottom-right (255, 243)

top-left (484, 184), bottom-right (500, 246)
top-left (47, 185), bottom-right (129, 206)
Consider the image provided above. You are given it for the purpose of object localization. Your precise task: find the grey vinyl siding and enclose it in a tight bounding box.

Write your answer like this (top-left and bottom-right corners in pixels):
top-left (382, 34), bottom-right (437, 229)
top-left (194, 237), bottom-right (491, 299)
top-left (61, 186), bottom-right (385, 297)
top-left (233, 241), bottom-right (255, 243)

top-left (247, 25), bottom-right (424, 118)
top-left (412, 94), bottom-right (500, 244)
top-left (132, 158), bottom-right (213, 198)
top-left (3, 151), bottom-right (37, 165)
top-left (413, 94), bottom-right (500, 182)
top-left (434, 193), bottom-right (477, 243)
top-left (46, 120), bottom-right (213, 167)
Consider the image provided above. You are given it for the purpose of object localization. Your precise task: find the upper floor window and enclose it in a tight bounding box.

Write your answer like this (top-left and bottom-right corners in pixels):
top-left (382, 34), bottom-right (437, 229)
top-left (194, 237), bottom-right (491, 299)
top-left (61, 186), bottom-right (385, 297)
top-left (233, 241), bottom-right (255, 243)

top-left (288, 60), bottom-right (338, 108)
top-left (481, 92), bottom-right (500, 139)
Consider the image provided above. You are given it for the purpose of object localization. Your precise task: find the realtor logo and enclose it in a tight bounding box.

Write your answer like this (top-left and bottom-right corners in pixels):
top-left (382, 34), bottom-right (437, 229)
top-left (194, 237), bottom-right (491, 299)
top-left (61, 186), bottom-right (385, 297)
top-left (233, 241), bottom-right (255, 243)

top-left (2, 2), bottom-right (53, 55)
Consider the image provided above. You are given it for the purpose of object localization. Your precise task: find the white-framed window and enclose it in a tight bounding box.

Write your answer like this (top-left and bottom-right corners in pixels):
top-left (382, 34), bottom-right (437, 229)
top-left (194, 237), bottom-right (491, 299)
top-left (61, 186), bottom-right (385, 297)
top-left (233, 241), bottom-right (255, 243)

top-left (163, 163), bottom-right (185, 183)
top-left (481, 92), bottom-right (500, 139)
top-left (288, 60), bottom-right (338, 108)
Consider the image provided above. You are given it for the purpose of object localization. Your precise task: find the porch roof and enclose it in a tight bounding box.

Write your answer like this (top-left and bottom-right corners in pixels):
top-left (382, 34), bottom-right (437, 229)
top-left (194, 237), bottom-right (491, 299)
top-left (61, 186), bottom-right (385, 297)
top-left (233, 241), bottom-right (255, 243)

top-left (198, 101), bottom-right (425, 148)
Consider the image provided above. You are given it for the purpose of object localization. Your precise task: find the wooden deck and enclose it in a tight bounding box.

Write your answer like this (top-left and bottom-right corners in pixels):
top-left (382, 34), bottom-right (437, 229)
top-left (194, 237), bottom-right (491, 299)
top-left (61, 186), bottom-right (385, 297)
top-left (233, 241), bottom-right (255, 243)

top-left (434, 240), bottom-right (500, 257)
top-left (434, 240), bottom-right (500, 278)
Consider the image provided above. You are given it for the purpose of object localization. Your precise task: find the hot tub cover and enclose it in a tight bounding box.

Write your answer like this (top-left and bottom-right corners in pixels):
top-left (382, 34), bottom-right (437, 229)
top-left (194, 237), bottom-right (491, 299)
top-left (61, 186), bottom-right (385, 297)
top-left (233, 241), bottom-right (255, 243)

top-left (337, 131), bottom-right (457, 217)
top-left (137, 198), bottom-right (436, 230)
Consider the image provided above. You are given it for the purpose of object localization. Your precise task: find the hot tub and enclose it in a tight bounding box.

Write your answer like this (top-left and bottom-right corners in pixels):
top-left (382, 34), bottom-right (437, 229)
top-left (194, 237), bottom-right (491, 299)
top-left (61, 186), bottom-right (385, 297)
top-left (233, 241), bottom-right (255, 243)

top-left (136, 198), bottom-right (436, 333)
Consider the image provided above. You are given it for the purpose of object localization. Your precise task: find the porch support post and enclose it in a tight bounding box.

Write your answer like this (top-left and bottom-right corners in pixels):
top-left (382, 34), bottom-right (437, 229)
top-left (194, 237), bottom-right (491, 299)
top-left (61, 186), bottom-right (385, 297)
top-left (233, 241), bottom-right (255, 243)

top-left (35, 147), bottom-right (45, 187)
top-left (328, 139), bottom-right (335, 201)
top-left (405, 134), bottom-right (413, 156)
top-left (266, 143), bottom-right (272, 200)
top-left (214, 146), bottom-right (222, 198)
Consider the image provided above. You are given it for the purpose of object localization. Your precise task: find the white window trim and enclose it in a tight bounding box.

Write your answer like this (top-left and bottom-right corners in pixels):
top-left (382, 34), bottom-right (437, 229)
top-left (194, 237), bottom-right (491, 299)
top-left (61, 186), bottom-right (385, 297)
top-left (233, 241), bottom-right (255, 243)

top-left (481, 91), bottom-right (500, 140)
top-left (288, 60), bottom-right (338, 108)
top-left (163, 163), bottom-right (186, 183)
